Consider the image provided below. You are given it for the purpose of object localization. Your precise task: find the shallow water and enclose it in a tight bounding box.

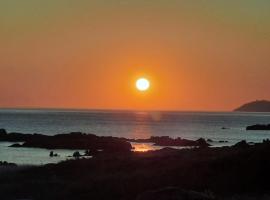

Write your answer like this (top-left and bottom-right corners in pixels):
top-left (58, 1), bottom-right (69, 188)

top-left (0, 142), bottom-right (84, 165)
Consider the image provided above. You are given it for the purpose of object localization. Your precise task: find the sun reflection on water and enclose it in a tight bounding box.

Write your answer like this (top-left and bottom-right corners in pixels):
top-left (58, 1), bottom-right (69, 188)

top-left (131, 142), bottom-right (160, 152)
top-left (127, 111), bottom-right (164, 152)
top-left (127, 111), bottom-right (163, 139)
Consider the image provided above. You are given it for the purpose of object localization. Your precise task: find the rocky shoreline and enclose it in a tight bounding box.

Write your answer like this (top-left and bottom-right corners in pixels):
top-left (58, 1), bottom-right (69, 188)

top-left (0, 129), bottom-right (210, 153)
top-left (2, 128), bottom-right (270, 199)
top-left (0, 129), bottom-right (132, 152)
top-left (0, 139), bottom-right (270, 199)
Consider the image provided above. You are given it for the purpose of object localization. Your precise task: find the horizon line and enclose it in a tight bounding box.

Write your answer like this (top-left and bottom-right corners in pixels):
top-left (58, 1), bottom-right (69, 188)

top-left (0, 106), bottom-right (232, 113)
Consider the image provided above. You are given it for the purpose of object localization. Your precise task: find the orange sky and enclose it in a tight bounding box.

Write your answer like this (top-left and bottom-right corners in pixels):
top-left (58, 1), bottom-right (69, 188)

top-left (0, 1), bottom-right (270, 111)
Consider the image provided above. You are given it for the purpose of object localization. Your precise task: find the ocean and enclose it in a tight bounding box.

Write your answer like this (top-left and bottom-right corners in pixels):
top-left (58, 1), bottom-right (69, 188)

top-left (0, 109), bottom-right (270, 165)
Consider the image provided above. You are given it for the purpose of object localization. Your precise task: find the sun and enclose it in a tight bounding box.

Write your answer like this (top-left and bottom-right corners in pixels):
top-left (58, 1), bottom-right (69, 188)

top-left (136, 78), bottom-right (150, 91)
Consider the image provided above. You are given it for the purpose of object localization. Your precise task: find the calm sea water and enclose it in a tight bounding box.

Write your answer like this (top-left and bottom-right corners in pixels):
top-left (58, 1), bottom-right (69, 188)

top-left (0, 109), bottom-right (270, 165)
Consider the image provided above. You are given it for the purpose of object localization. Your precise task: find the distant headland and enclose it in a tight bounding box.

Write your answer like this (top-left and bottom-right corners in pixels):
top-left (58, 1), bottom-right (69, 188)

top-left (234, 100), bottom-right (270, 112)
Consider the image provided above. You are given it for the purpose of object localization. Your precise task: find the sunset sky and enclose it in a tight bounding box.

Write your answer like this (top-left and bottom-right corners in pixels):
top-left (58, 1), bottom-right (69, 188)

top-left (1, 0), bottom-right (270, 111)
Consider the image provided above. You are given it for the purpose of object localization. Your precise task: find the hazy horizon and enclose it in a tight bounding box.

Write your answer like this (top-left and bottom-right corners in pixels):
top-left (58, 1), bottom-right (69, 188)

top-left (0, 106), bottom-right (233, 112)
top-left (0, 100), bottom-right (267, 113)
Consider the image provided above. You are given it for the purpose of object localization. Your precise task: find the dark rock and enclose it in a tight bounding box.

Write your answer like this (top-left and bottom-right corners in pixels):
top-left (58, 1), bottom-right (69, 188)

top-left (233, 140), bottom-right (249, 148)
top-left (9, 143), bottom-right (22, 147)
top-left (196, 138), bottom-right (210, 148)
top-left (5, 132), bottom-right (132, 153)
top-left (246, 124), bottom-right (270, 130)
top-left (0, 161), bottom-right (17, 167)
top-left (73, 151), bottom-right (81, 158)
top-left (218, 140), bottom-right (228, 143)
top-left (84, 149), bottom-right (98, 156)
top-left (0, 129), bottom-right (7, 134)
top-left (263, 139), bottom-right (270, 144)
top-left (49, 151), bottom-right (58, 157)
top-left (136, 187), bottom-right (215, 200)
top-left (207, 139), bottom-right (213, 142)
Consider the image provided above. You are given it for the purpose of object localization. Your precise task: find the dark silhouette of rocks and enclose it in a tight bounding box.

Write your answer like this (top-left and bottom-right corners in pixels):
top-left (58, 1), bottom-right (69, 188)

top-left (206, 139), bottom-right (228, 143)
top-left (10, 143), bottom-right (21, 147)
top-left (1, 130), bottom-right (211, 151)
top-left (49, 151), bottom-right (58, 157)
top-left (128, 136), bottom-right (210, 147)
top-left (1, 141), bottom-right (270, 199)
top-left (136, 187), bottom-right (215, 200)
top-left (84, 149), bottom-right (98, 156)
top-left (0, 129), bottom-right (7, 134)
top-left (234, 100), bottom-right (270, 112)
top-left (263, 139), bottom-right (270, 143)
top-left (0, 161), bottom-right (17, 167)
top-left (233, 140), bottom-right (249, 148)
top-left (0, 131), bottom-right (132, 152)
top-left (73, 151), bottom-right (81, 158)
top-left (196, 138), bottom-right (210, 147)
top-left (221, 127), bottom-right (229, 130)
top-left (218, 140), bottom-right (228, 143)
top-left (246, 124), bottom-right (270, 130)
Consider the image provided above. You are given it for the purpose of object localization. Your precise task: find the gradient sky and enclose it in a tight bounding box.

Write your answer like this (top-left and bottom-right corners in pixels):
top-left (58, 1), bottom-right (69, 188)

top-left (0, 0), bottom-right (270, 111)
